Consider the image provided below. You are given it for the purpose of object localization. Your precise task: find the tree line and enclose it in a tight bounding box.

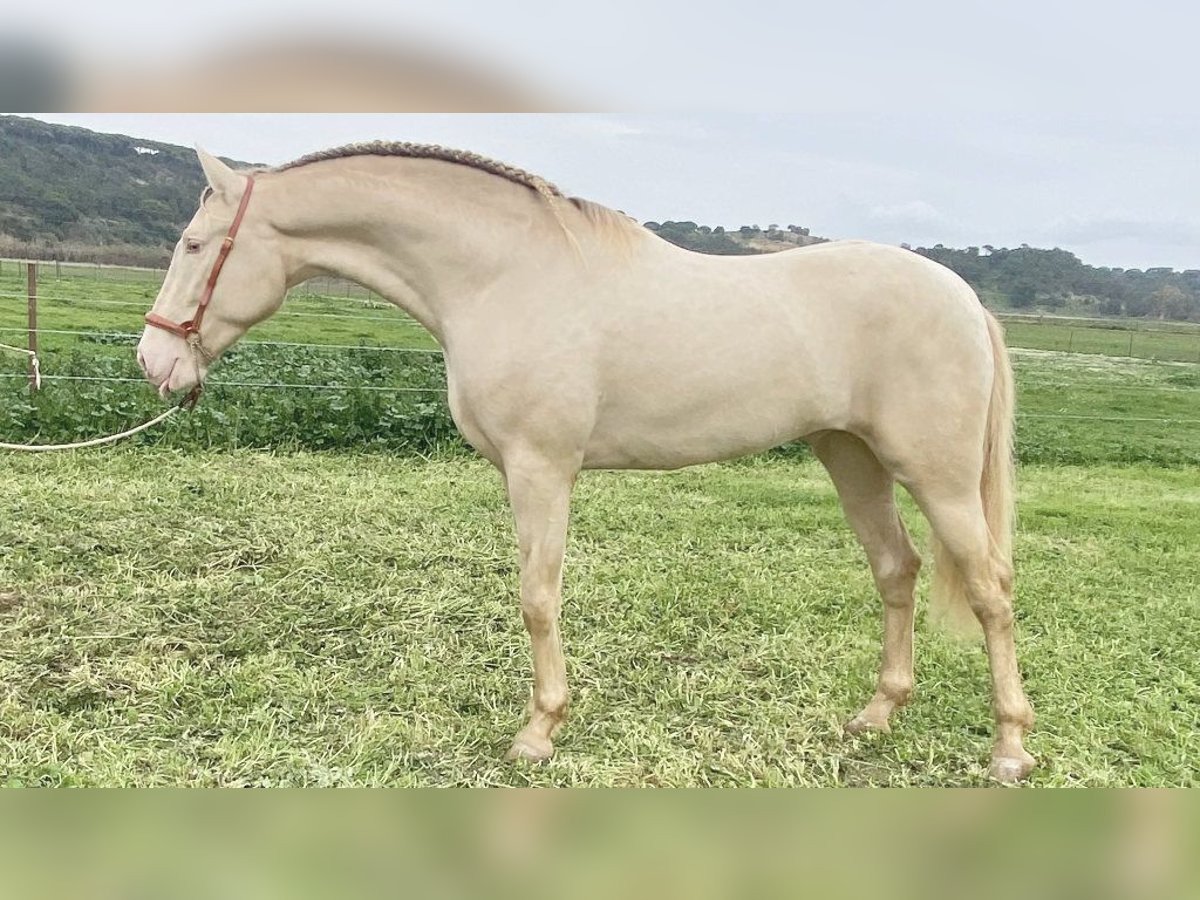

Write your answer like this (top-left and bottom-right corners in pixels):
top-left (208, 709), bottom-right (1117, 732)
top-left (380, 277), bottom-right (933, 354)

top-left (647, 221), bottom-right (1200, 323)
top-left (912, 244), bottom-right (1200, 322)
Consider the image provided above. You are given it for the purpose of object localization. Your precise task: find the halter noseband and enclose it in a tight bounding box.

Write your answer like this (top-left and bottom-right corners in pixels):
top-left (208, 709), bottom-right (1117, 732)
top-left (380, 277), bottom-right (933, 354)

top-left (144, 175), bottom-right (256, 407)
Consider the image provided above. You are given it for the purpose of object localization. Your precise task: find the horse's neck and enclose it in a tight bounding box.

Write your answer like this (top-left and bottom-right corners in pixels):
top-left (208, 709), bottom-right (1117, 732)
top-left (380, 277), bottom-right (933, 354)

top-left (270, 164), bottom-right (558, 343)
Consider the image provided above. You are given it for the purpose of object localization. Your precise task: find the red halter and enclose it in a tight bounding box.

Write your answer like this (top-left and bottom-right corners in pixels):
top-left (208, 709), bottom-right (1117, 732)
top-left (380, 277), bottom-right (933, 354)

top-left (144, 175), bottom-right (256, 355)
top-left (144, 175), bottom-right (255, 409)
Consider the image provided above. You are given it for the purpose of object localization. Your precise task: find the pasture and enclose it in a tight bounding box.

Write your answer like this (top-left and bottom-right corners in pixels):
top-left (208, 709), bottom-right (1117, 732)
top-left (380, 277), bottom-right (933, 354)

top-left (0, 453), bottom-right (1196, 787)
top-left (0, 260), bottom-right (1198, 786)
top-left (1002, 317), bottom-right (1200, 364)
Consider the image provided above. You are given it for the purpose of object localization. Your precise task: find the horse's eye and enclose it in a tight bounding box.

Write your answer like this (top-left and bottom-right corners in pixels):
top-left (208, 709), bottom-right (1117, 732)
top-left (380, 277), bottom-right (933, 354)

top-left (185, 239), bottom-right (202, 253)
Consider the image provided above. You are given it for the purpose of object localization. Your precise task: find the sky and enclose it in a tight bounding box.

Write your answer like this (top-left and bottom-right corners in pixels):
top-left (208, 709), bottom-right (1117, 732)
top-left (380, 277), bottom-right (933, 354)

top-left (32, 111), bottom-right (1199, 272)
top-left (12, 1), bottom-right (1198, 269)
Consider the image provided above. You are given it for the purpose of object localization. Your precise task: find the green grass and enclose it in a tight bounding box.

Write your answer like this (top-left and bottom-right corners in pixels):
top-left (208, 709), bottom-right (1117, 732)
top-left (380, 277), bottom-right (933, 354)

top-left (2, 344), bottom-right (1196, 464)
top-left (1, 452), bottom-right (1196, 787)
top-left (1010, 350), bottom-right (1200, 466)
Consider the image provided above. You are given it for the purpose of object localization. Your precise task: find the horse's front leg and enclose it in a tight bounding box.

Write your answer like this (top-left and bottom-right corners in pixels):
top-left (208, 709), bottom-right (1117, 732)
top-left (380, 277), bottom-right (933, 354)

top-left (502, 452), bottom-right (577, 762)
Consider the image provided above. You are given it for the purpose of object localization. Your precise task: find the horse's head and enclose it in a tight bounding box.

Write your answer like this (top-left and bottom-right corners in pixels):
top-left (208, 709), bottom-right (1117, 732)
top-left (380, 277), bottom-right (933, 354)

top-left (137, 147), bottom-right (286, 398)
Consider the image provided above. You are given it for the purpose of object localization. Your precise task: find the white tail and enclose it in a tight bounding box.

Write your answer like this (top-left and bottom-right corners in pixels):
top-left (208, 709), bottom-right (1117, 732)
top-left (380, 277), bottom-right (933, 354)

top-left (928, 310), bottom-right (1016, 637)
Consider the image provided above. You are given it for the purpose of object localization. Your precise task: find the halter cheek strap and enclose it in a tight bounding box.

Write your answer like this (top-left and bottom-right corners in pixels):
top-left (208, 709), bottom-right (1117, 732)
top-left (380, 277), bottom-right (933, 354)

top-left (144, 175), bottom-right (256, 405)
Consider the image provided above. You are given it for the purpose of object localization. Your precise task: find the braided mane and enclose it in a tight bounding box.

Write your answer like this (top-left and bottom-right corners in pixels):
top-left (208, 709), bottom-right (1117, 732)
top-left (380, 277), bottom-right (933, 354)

top-left (272, 140), bottom-right (636, 241)
top-left (277, 140), bottom-right (563, 202)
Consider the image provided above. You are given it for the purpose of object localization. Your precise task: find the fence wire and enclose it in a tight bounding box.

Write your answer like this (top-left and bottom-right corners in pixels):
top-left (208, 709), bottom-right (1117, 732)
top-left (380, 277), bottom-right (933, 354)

top-left (0, 373), bottom-right (444, 394)
top-left (0, 325), bottom-right (441, 354)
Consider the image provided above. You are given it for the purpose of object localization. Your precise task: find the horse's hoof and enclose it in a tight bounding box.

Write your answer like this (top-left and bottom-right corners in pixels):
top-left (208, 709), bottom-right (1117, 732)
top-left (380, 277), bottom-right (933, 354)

top-left (505, 735), bottom-right (554, 763)
top-left (844, 714), bottom-right (891, 736)
top-left (989, 753), bottom-right (1035, 784)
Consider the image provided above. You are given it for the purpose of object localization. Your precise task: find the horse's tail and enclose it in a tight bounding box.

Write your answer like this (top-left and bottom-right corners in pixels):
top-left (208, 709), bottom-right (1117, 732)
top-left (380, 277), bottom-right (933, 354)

top-left (929, 310), bottom-right (1016, 637)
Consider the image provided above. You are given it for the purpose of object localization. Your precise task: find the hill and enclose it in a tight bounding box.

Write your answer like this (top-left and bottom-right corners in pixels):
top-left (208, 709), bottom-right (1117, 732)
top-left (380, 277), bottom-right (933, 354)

top-left (0, 115), bottom-right (248, 266)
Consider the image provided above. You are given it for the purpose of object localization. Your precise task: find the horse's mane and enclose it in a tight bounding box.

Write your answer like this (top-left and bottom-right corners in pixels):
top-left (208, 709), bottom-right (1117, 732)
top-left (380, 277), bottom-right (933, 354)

top-left (272, 140), bottom-right (637, 242)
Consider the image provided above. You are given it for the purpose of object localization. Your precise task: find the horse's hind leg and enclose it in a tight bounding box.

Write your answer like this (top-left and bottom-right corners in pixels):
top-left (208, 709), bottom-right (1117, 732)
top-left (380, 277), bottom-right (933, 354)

top-left (812, 432), bottom-right (921, 734)
top-left (908, 481), bottom-right (1035, 782)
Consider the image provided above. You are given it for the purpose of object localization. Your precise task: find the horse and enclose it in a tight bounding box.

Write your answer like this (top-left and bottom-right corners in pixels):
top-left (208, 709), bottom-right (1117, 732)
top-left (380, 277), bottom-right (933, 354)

top-left (136, 143), bottom-right (1035, 783)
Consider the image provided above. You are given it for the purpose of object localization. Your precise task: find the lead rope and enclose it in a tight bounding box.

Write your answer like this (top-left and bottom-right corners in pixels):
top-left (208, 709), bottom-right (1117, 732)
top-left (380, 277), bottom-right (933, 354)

top-left (0, 343), bottom-right (193, 452)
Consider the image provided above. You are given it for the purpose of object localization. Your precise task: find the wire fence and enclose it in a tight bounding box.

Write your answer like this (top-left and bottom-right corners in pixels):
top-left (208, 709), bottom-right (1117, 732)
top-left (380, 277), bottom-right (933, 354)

top-left (0, 373), bottom-right (447, 394)
top-left (0, 291), bottom-right (402, 320)
top-left (0, 326), bottom-right (443, 355)
top-left (1, 257), bottom-right (1197, 433)
top-left (995, 312), bottom-right (1200, 364)
top-left (0, 256), bottom-right (381, 300)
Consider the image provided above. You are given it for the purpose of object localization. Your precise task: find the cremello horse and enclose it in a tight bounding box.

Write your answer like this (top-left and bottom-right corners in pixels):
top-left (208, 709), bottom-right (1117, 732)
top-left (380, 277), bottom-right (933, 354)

top-left (137, 144), bottom-right (1035, 782)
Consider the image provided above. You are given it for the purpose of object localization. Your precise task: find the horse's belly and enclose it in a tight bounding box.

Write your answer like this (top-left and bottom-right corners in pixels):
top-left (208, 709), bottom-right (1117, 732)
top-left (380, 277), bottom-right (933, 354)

top-left (582, 367), bottom-right (839, 470)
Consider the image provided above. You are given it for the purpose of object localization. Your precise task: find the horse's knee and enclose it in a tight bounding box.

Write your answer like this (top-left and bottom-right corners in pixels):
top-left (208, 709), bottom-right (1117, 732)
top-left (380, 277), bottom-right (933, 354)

top-left (520, 601), bottom-right (556, 637)
top-left (519, 583), bottom-right (560, 637)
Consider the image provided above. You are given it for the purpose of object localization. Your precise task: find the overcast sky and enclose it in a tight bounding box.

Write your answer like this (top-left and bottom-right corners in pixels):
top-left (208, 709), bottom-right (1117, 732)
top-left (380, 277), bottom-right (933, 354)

top-left (16, 0), bottom-right (1198, 270)
top-left (30, 108), bottom-right (1199, 272)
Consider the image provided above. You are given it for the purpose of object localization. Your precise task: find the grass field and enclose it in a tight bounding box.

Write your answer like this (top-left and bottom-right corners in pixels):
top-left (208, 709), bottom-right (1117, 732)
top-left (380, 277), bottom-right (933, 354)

top-left (1, 260), bottom-right (1198, 786)
top-left (0, 452), bottom-right (1196, 787)
top-left (1002, 319), bottom-right (1200, 364)
top-left (1010, 351), bottom-right (1200, 466)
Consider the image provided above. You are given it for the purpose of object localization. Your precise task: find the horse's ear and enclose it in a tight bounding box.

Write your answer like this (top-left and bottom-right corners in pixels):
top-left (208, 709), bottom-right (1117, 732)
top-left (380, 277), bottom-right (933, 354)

top-left (195, 145), bottom-right (245, 196)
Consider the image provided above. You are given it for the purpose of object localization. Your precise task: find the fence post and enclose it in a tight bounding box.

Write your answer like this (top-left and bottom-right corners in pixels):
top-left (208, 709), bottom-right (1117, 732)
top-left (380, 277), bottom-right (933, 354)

top-left (27, 261), bottom-right (39, 395)
top-left (1067, 329), bottom-right (1074, 353)
top-left (1127, 332), bottom-right (1134, 358)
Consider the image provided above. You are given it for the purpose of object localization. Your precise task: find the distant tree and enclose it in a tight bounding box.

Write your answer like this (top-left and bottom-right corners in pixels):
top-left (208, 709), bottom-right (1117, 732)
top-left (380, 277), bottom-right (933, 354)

top-left (1150, 284), bottom-right (1193, 320)
top-left (1009, 281), bottom-right (1038, 308)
